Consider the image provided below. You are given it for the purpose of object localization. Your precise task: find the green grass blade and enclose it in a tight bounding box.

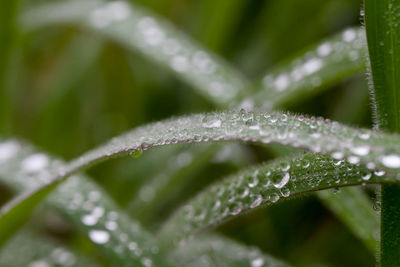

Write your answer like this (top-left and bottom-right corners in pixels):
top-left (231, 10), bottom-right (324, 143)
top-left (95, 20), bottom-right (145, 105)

top-left (0, 229), bottom-right (100, 267)
top-left (245, 27), bottom-right (366, 109)
top-left (0, 0), bottom-right (21, 134)
top-left (365, 1), bottom-right (400, 132)
top-left (171, 234), bottom-right (292, 267)
top-left (158, 153), bottom-right (397, 249)
top-left (1, 111), bottom-right (400, 248)
top-left (0, 180), bottom-right (61, 248)
top-left (365, 1), bottom-right (400, 265)
top-left (20, 0), bottom-right (248, 106)
top-left (317, 187), bottom-right (378, 252)
top-left (0, 140), bottom-right (170, 266)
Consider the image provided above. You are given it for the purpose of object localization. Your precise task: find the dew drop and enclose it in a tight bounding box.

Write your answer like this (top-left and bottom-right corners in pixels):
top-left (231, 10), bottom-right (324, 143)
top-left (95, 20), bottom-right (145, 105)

top-left (89, 230), bottom-right (110, 244)
top-left (362, 173), bottom-right (372, 181)
top-left (130, 148), bottom-right (143, 159)
top-left (202, 115), bottom-right (222, 128)
top-left (250, 195), bottom-right (263, 208)
top-left (381, 154), bottom-right (400, 168)
top-left (21, 153), bottom-right (49, 173)
top-left (273, 173), bottom-right (290, 189)
top-left (351, 145), bottom-right (370, 156)
top-left (0, 141), bottom-right (19, 163)
top-left (251, 258), bottom-right (264, 267)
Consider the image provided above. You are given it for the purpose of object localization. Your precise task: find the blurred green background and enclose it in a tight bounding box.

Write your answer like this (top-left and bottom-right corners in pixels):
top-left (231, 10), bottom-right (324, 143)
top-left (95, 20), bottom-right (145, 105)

top-left (0, 0), bottom-right (375, 266)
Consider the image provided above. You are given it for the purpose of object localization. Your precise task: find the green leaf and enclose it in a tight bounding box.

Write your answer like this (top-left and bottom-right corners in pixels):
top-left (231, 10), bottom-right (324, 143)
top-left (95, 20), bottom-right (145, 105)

top-left (0, 229), bottom-right (100, 267)
top-left (0, 140), bottom-right (170, 267)
top-left (243, 27), bottom-right (366, 109)
top-left (158, 153), bottom-right (397, 249)
top-left (20, 0), bottom-right (248, 106)
top-left (365, 1), bottom-right (400, 265)
top-left (1, 111), bottom-right (399, 252)
top-left (171, 234), bottom-right (292, 267)
top-left (317, 187), bottom-right (378, 252)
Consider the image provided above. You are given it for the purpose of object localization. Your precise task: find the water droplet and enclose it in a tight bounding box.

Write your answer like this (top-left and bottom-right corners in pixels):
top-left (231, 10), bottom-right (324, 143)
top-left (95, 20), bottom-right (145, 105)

top-left (351, 145), bottom-right (370, 156)
top-left (251, 258), bottom-right (264, 267)
top-left (0, 141), bottom-right (19, 163)
top-left (21, 153), bottom-right (49, 173)
top-left (273, 173), bottom-right (290, 188)
top-left (229, 202), bottom-right (242, 215)
top-left (202, 115), bottom-right (222, 128)
top-left (381, 154), bottom-right (400, 168)
top-left (89, 230), bottom-right (110, 244)
top-left (250, 195), bottom-right (263, 208)
top-left (130, 148), bottom-right (143, 159)
top-left (362, 173), bottom-right (372, 181)
top-left (374, 170), bottom-right (386, 176)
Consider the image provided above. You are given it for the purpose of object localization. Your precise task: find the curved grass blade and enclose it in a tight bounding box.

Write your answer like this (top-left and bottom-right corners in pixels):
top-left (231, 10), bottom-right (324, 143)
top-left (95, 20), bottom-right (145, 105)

top-left (20, 0), bottom-right (248, 106)
top-left (1, 111), bottom-right (400, 250)
top-left (171, 234), bottom-right (291, 267)
top-left (365, 1), bottom-right (400, 265)
top-left (0, 229), bottom-right (100, 267)
top-left (0, 140), bottom-right (170, 267)
top-left (158, 153), bottom-right (399, 249)
top-left (317, 187), bottom-right (378, 252)
top-left (242, 28), bottom-right (366, 109)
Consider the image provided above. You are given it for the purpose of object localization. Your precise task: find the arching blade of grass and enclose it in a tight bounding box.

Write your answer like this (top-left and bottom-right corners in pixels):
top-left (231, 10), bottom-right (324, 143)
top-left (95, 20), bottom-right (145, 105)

top-left (171, 234), bottom-right (291, 267)
top-left (1, 111), bottom-right (400, 249)
top-left (20, 0), bottom-right (248, 106)
top-left (0, 229), bottom-right (100, 267)
top-left (0, 140), bottom-right (171, 267)
top-left (317, 187), bottom-right (378, 252)
top-left (243, 28), bottom-right (366, 109)
top-left (267, 144), bottom-right (378, 253)
top-left (158, 153), bottom-right (398, 249)
top-left (365, 1), bottom-right (400, 265)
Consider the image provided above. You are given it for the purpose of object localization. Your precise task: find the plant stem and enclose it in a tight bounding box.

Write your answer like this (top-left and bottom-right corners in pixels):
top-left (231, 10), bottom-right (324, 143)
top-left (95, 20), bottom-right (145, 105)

top-left (364, 0), bottom-right (400, 265)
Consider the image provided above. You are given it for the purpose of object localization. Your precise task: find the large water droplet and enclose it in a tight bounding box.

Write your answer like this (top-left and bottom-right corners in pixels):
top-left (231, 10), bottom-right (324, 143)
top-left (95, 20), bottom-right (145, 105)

top-left (251, 258), bottom-right (264, 267)
top-left (89, 230), bottom-right (110, 244)
top-left (381, 154), bottom-right (400, 168)
top-left (130, 148), bottom-right (143, 159)
top-left (273, 173), bottom-right (290, 188)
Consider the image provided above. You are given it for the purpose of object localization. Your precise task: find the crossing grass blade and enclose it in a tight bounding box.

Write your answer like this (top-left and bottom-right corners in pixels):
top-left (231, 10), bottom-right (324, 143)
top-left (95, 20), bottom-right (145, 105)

top-left (158, 153), bottom-right (397, 249)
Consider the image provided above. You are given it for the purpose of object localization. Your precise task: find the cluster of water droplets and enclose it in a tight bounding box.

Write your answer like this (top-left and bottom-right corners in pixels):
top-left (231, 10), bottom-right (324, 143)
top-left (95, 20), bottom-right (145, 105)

top-left (160, 149), bottom-right (399, 246)
top-left (172, 235), bottom-right (289, 267)
top-left (0, 140), bottom-right (161, 267)
top-left (85, 1), bottom-right (245, 105)
top-left (239, 28), bottom-right (366, 110)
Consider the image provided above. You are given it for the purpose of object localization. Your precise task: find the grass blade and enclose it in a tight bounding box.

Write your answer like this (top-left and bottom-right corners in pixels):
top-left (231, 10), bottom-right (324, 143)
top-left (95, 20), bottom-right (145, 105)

top-left (1, 111), bottom-right (400, 248)
top-left (244, 27), bottom-right (366, 109)
top-left (171, 234), bottom-right (291, 267)
top-left (0, 0), bottom-right (20, 134)
top-left (158, 153), bottom-right (397, 249)
top-left (0, 229), bottom-right (100, 267)
top-left (20, 0), bottom-right (248, 106)
top-left (365, 1), bottom-right (400, 265)
top-left (317, 187), bottom-right (378, 252)
top-left (0, 140), bottom-right (170, 266)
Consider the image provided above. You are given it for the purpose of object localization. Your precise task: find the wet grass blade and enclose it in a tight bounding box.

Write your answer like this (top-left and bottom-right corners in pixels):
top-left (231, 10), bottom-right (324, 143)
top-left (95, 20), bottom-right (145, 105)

top-left (158, 153), bottom-right (397, 249)
top-left (171, 234), bottom-right (292, 267)
top-left (20, 0), bottom-right (248, 106)
top-left (317, 187), bottom-right (378, 252)
top-left (0, 140), bottom-right (170, 266)
top-left (365, 0), bottom-right (400, 265)
top-left (244, 27), bottom-right (366, 109)
top-left (1, 111), bottom-right (400, 251)
top-left (0, 229), bottom-right (100, 267)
